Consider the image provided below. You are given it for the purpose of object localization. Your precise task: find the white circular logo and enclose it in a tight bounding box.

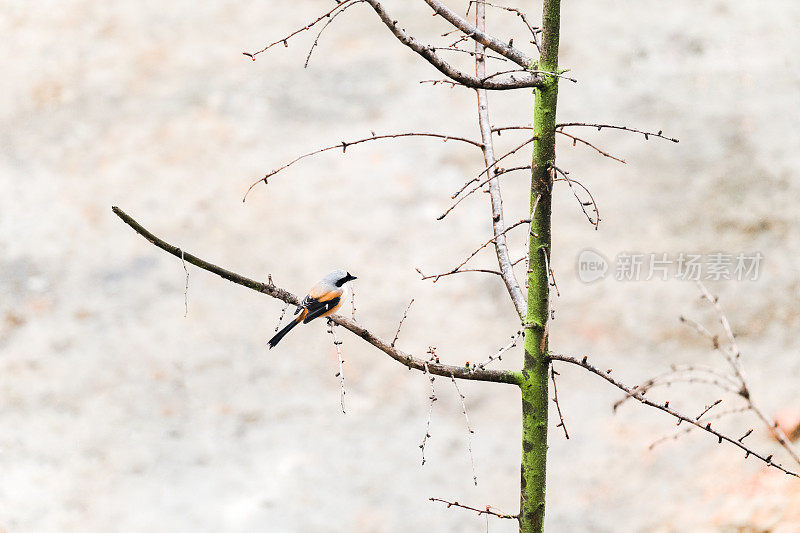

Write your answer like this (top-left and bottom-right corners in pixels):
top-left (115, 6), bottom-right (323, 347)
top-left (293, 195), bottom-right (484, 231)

top-left (576, 249), bottom-right (608, 283)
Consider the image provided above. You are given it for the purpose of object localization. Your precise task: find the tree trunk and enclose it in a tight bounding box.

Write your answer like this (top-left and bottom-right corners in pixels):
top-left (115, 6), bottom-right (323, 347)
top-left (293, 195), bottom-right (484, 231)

top-left (519, 0), bottom-right (560, 531)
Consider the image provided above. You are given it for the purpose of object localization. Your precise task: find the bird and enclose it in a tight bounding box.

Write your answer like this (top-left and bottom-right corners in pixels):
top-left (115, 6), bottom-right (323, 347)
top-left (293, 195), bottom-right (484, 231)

top-left (268, 269), bottom-right (357, 349)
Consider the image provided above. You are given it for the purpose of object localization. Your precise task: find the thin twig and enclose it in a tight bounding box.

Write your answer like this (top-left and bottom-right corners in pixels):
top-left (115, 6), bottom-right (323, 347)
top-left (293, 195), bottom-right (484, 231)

top-left (304, 0), bottom-right (365, 68)
top-left (556, 122), bottom-right (679, 143)
top-left (649, 406), bottom-right (752, 450)
top-left (551, 166), bottom-right (600, 229)
top-left (449, 136), bottom-right (536, 201)
top-left (417, 266), bottom-right (503, 279)
top-left (451, 374), bottom-right (478, 485)
top-left (550, 366), bottom-right (569, 439)
top-left (431, 46), bottom-right (510, 63)
top-left (421, 0), bottom-right (536, 67)
top-left (429, 497), bottom-right (517, 520)
top-left (243, 132), bottom-right (485, 201)
top-left (691, 282), bottom-right (800, 466)
top-left (466, 0), bottom-right (540, 51)
top-left (327, 319), bottom-right (347, 414)
top-left (420, 358), bottom-right (438, 465)
top-left (472, 330), bottom-right (522, 371)
top-left (549, 353), bottom-right (800, 478)
top-left (391, 299), bottom-right (415, 347)
top-left (696, 399), bottom-right (723, 421)
top-left (364, 0), bottom-right (544, 90)
top-left (180, 248), bottom-right (189, 317)
top-left (350, 283), bottom-right (357, 321)
top-left (614, 364), bottom-right (741, 410)
top-left (244, 1), bottom-right (355, 59)
top-left (439, 136), bottom-right (536, 220)
top-left (541, 246), bottom-right (560, 297)
top-left (423, 218), bottom-right (530, 283)
top-left (275, 301), bottom-right (289, 332)
top-left (556, 130), bottom-right (626, 164)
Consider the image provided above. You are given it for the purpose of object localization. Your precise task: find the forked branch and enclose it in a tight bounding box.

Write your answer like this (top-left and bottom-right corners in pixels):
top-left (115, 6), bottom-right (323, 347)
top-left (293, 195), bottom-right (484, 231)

top-left (364, 0), bottom-right (543, 90)
top-left (549, 353), bottom-right (800, 478)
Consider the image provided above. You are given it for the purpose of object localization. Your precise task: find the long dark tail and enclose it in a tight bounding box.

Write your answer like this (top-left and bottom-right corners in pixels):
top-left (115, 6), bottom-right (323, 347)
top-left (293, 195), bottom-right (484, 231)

top-left (268, 317), bottom-right (300, 349)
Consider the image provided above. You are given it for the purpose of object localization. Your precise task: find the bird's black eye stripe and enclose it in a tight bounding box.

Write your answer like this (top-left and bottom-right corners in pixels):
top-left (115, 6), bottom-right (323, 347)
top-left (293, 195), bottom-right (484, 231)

top-left (334, 273), bottom-right (356, 287)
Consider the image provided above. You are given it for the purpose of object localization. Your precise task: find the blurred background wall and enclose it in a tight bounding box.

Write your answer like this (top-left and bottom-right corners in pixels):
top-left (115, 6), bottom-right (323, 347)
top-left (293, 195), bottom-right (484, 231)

top-left (1, 1), bottom-right (799, 531)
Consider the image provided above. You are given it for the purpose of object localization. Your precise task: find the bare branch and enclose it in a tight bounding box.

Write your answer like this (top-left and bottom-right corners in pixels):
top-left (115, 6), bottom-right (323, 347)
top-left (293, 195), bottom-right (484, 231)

top-left (180, 248), bottom-right (189, 317)
top-left (350, 283), bottom-right (357, 321)
top-left (556, 130), bottom-right (626, 164)
top-left (417, 266), bottom-right (503, 280)
top-left (274, 301), bottom-right (290, 332)
top-left (431, 46), bottom-right (510, 63)
top-left (438, 136), bottom-right (536, 220)
top-left (364, 0), bottom-right (544, 90)
top-left (451, 374), bottom-right (478, 485)
top-left (421, 0), bottom-right (536, 68)
top-left (244, 1), bottom-right (356, 59)
top-left (305, 0), bottom-right (366, 68)
top-left (327, 319), bottom-right (347, 414)
top-left (687, 282), bottom-right (800, 466)
top-left (549, 353), bottom-right (800, 478)
top-left (423, 218), bottom-right (531, 283)
top-left (391, 299), bottom-right (415, 347)
top-left (551, 165), bottom-right (600, 229)
top-left (556, 122), bottom-right (680, 143)
top-left (243, 131), bottom-right (484, 201)
top-left (420, 357), bottom-right (438, 465)
top-left (112, 207), bottom-right (519, 385)
top-left (472, 329), bottom-right (522, 371)
top-left (649, 406), bottom-right (753, 450)
top-left (490, 125), bottom-right (625, 162)
top-left (550, 367), bottom-right (569, 439)
top-left (466, 0), bottom-right (540, 51)
top-left (429, 497), bottom-right (517, 520)
top-left (696, 399), bottom-right (723, 421)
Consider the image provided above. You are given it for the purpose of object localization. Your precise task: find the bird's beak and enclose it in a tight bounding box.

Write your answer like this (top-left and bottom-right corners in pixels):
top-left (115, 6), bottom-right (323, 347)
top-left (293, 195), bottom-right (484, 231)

top-left (346, 274), bottom-right (357, 282)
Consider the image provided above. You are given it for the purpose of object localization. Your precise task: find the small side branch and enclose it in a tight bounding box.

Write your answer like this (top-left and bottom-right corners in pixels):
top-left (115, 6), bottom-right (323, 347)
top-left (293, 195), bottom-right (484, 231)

top-left (180, 248), bottom-right (189, 317)
top-left (550, 366), bottom-right (569, 439)
top-left (421, 0), bottom-right (536, 67)
top-left (429, 497), bottom-right (517, 520)
top-left (243, 131), bottom-right (485, 201)
top-left (556, 130), bottom-right (626, 164)
top-left (422, 218), bottom-right (530, 282)
top-left (420, 357), bottom-right (438, 465)
top-left (439, 136), bottom-right (537, 220)
top-left (364, 0), bottom-right (544, 90)
top-left (556, 122), bottom-right (679, 143)
top-left (243, 1), bottom-right (355, 59)
top-left (549, 353), bottom-right (800, 478)
top-left (391, 299), bottom-right (415, 347)
top-left (327, 319), bottom-right (347, 414)
top-left (472, 330), bottom-right (522, 372)
top-left (451, 374), bottom-right (478, 485)
top-left (551, 165), bottom-right (600, 229)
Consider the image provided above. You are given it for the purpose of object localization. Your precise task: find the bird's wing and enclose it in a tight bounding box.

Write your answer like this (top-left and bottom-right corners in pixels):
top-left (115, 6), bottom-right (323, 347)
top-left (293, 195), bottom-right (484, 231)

top-left (301, 290), bottom-right (342, 324)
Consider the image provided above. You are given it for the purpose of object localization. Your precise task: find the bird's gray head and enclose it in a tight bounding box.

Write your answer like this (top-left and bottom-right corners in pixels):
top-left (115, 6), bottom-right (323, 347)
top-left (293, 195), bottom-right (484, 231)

top-left (326, 269), bottom-right (357, 287)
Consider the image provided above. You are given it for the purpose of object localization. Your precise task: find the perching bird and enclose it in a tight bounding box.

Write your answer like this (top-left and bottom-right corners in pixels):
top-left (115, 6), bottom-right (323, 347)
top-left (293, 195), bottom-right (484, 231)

top-left (267, 269), bottom-right (357, 349)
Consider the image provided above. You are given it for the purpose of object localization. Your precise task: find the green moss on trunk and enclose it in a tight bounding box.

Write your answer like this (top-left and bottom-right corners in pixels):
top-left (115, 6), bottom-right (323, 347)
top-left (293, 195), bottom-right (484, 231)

top-left (519, 0), bottom-right (560, 531)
